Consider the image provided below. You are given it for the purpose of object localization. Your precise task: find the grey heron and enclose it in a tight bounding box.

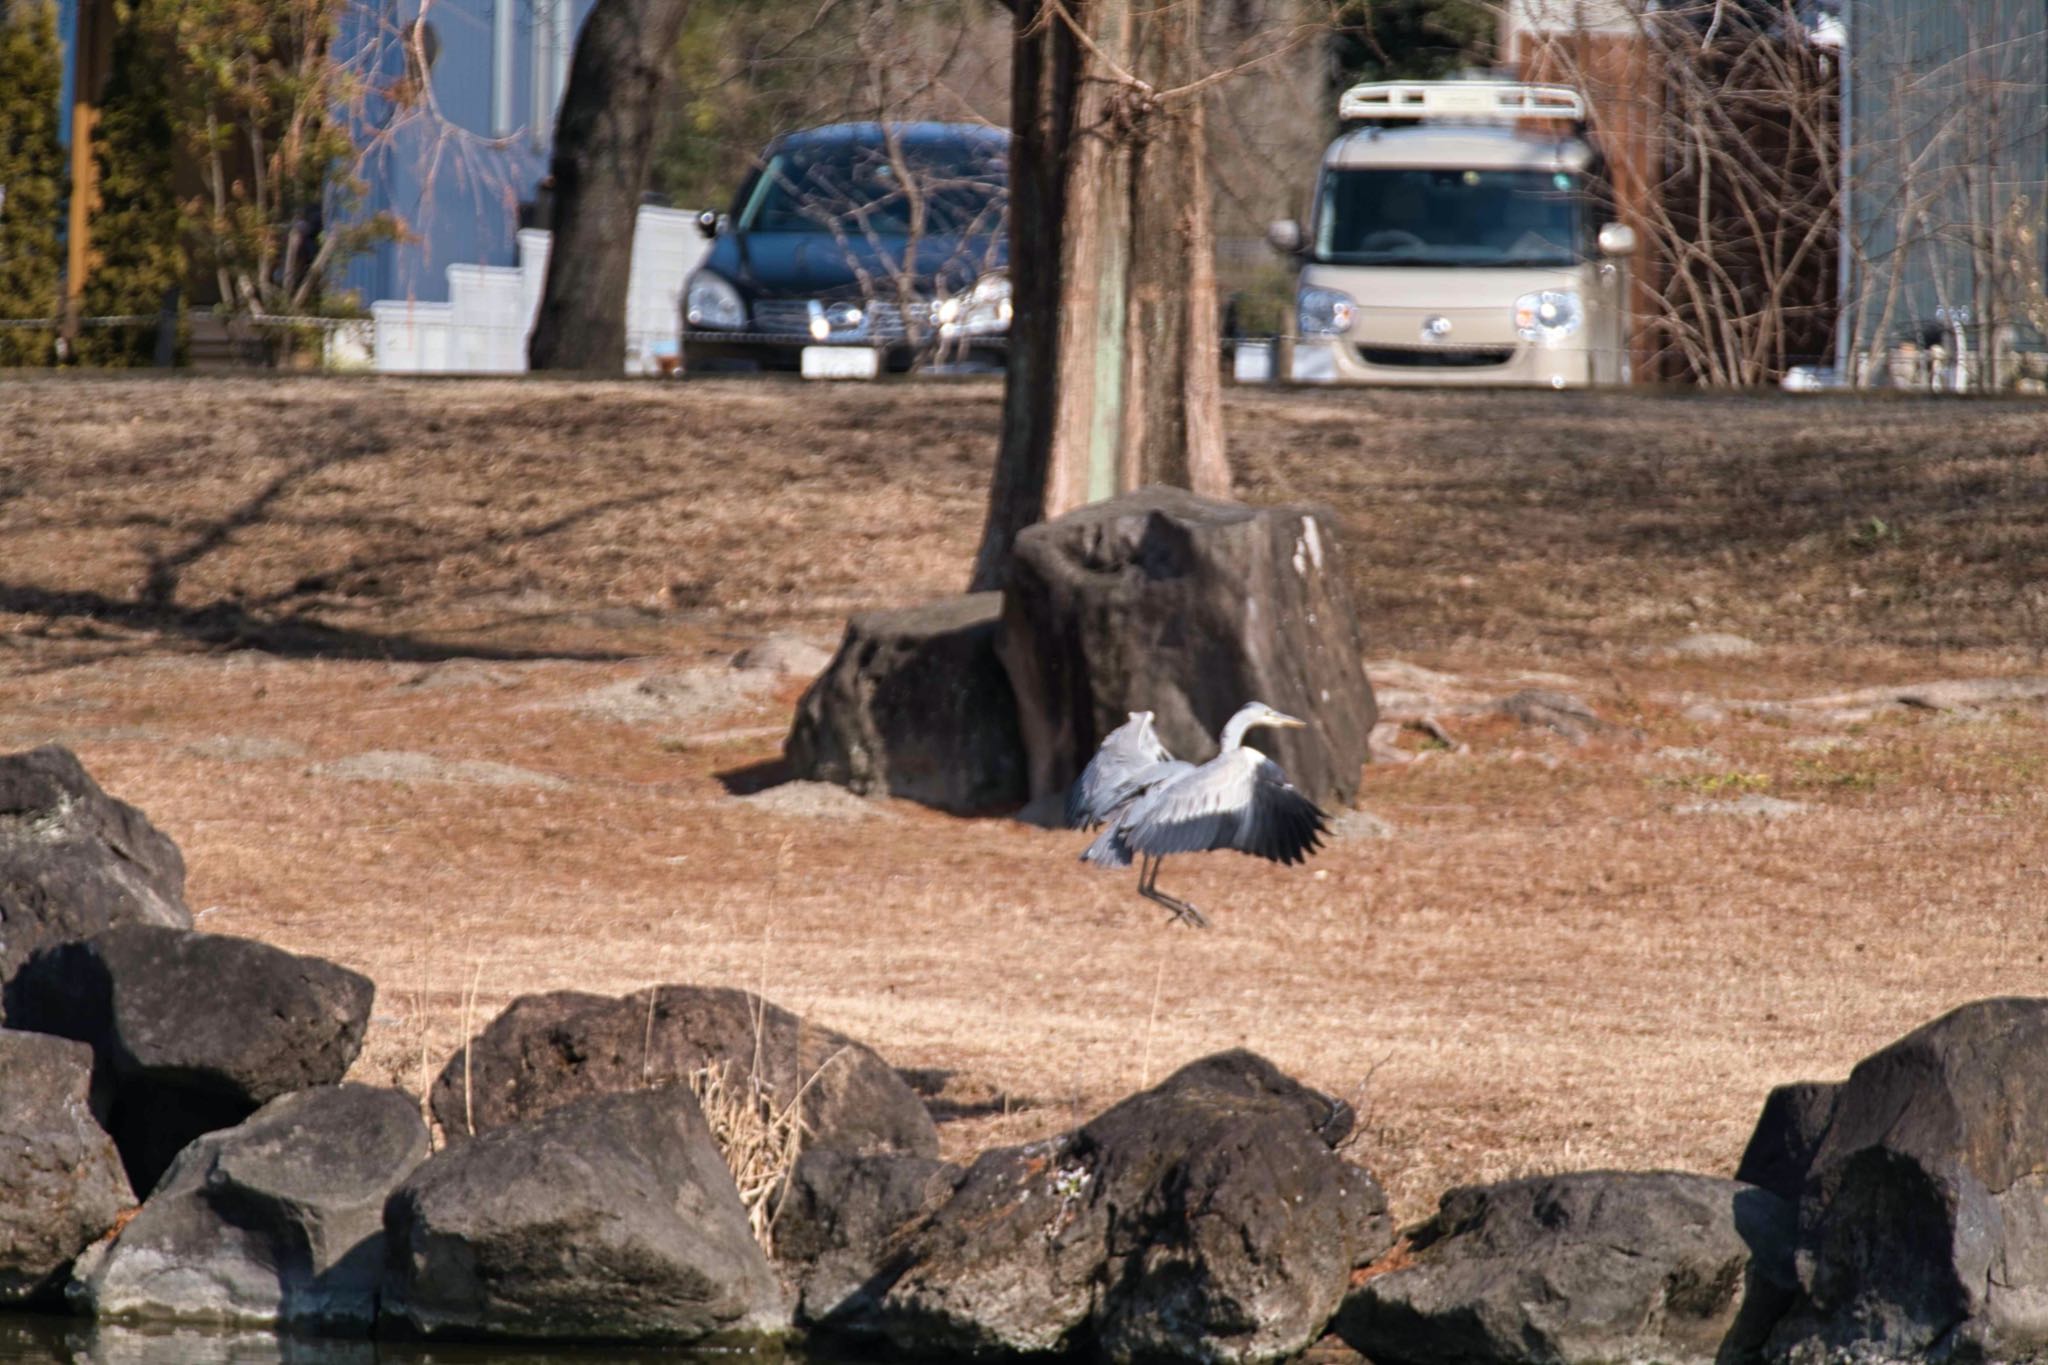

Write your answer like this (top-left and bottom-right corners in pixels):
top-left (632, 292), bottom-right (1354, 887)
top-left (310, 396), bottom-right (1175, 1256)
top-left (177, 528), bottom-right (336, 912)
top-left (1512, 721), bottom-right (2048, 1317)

top-left (1067, 702), bottom-right (1330, 928)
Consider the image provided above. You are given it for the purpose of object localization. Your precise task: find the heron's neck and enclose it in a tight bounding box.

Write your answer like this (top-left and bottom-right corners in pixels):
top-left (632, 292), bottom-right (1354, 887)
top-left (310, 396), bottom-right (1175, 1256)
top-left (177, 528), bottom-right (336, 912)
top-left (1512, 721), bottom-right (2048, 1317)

top-left (1219, 712), bottom-right (1258, 752)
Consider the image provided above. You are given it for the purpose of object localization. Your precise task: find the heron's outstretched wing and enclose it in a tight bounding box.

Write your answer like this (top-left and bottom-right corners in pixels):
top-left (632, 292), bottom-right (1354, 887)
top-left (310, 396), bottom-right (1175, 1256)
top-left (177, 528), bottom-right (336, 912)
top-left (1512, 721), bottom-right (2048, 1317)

top-left (1117, 750), bottom-right (1328, 866)
top-left (1236, 756), bottom-right (1330, 866)
top-left (1067, 712), bottom-right (1177, 829)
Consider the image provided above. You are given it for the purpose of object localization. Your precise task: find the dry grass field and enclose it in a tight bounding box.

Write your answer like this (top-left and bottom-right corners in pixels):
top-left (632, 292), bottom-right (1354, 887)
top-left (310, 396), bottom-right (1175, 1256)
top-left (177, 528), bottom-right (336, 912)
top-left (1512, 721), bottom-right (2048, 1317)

top-left (2, 374), bottom-right (2045, 1226)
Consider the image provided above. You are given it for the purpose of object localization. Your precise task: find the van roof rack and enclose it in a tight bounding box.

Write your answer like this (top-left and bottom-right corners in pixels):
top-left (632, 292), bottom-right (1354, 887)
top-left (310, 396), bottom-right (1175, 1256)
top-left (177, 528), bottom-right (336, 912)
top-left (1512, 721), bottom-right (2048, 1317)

top-left (1337, 81), bottom-right (1586, 124)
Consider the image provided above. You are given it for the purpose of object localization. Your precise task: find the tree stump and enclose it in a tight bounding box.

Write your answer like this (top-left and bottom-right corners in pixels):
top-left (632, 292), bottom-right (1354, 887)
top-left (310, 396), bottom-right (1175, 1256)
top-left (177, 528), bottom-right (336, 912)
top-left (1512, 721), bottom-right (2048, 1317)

top-left (997, 486), bottom-right (1375, 811)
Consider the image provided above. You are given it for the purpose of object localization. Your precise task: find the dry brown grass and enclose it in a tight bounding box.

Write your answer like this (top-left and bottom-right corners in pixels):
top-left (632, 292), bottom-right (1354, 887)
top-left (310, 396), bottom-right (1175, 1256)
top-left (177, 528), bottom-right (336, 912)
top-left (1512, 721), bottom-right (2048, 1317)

top-left (2, 375), bottom-right (2045, 1226)
top-left (687, 1054), bottom-right (814, 1258)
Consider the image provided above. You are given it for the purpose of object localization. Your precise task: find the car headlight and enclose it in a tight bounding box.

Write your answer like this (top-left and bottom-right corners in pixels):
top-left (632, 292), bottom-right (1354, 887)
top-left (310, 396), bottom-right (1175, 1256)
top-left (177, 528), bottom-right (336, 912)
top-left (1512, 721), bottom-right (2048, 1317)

top-left (1298, 286), bottom-right (1356, 338)
top-left (1513, 290), bottom-right (1582, 344)
top-left (684, 272), bottom-right (745, 330)
top-left (939, 273), bottom-right (1012, 337)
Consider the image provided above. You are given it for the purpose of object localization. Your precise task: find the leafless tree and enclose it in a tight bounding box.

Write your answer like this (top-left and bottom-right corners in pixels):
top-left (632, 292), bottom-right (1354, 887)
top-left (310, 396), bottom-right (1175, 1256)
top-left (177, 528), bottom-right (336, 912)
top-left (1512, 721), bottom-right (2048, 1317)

top-left (528, 0), bottom-right (693, 370)
top-left (1513, 0), bottom-right (1841, 386)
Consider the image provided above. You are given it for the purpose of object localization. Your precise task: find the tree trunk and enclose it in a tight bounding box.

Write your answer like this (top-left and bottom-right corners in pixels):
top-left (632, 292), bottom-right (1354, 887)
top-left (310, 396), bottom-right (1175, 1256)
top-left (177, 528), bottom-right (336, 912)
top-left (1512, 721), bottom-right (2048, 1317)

top-left (969, 0), bottom-right (1227, 591)
top-left (527, 0), bottom-right (691, 373)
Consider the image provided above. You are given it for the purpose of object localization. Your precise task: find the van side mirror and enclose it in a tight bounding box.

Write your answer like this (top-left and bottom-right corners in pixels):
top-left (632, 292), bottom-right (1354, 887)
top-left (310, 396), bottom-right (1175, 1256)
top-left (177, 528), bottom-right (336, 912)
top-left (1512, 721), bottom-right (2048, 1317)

top-left (1266, 219), bottom-right (1304, 255)
top-left (1597, 222), bottom-right (1638, 257)
top-left (695, 210), bottom-right (724, 240)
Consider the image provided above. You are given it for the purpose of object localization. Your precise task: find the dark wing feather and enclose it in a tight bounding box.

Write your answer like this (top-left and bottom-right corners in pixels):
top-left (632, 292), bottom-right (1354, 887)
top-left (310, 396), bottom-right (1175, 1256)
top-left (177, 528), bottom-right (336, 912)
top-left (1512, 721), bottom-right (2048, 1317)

top-left (1233, 756), bottom-right (1329, 866)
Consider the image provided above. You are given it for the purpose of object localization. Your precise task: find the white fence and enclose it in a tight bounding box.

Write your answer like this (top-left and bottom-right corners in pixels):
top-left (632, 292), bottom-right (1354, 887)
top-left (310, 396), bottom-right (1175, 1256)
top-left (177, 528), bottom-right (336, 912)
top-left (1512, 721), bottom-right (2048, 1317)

top-left (370, 206), bottom-right (707, 375)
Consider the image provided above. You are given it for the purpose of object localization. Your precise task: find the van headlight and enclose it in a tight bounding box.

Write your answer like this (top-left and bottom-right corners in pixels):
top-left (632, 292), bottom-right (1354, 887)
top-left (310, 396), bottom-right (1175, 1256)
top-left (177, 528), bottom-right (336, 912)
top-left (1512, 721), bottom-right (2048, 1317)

top-left (1514, 290), bottom-right (1582, 344)
top-left (684, 272), bottom-right (746, 330)
top-left (1298, 286), bottom-right (1357, 337)
top-left (939, 273), bottom-right (1012, 336)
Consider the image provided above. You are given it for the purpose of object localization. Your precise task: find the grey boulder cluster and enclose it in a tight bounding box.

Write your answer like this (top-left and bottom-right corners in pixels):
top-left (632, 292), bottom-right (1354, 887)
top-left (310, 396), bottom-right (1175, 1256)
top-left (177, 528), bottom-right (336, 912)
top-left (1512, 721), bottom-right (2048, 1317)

top-left (788, 486), bottom-right (1380, 817)
top-left (9, 746), bottom-right (2048, 1363)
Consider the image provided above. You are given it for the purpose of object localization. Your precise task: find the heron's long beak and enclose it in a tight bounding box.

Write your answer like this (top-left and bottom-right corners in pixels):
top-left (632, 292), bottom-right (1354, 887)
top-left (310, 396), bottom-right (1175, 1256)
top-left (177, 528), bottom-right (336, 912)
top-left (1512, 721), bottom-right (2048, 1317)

top-left (1267, 712), bottom-right (1307, 729)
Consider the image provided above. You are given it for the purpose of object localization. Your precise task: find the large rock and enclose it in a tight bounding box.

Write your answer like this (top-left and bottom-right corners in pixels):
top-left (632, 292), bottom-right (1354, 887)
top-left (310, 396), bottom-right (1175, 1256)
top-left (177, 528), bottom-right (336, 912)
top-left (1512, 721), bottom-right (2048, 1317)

top-left (0, 745), bottom-right (189, 986)
top-left (383, 1085), bottom-right (787, 1344)
top-left (4, 925), bottom-right (376, 1194)
top-left (1767, 997), bottom-right (2048, 1363)
top-left (69, 1084), bottom-right (427, 1330)
top-left (0, 1030), bottom-right (132, 1305)
top-left (431, 984), bottom-right (937, 1159)
top-left (1340, 1171), bottom-right (1797, 1365)
top-left (775, 1146), bottom-right (961, 1325)
top-left (785, 593), bottom-right (1027, 814)
top-left (852, 1050), bottom-right (1390, 1363)
top-left (999, 487), bottom-right (1377, 811)
top-left (1736, 1080), bottom-right (1841, 1204)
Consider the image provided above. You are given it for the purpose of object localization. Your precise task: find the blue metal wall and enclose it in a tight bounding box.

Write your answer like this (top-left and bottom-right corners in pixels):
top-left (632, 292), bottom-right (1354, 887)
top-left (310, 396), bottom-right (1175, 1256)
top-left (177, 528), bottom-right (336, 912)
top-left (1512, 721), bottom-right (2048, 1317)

top-left (51, 0), bottom-right (596, 306)
top-left (336, 0), bottom-right (597, 306)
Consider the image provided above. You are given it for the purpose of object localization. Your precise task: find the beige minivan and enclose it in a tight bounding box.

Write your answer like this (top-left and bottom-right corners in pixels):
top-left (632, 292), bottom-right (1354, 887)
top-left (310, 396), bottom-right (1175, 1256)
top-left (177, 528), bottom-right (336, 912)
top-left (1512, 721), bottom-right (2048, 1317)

top-left (1269, 82), bottom-right (1636, 388)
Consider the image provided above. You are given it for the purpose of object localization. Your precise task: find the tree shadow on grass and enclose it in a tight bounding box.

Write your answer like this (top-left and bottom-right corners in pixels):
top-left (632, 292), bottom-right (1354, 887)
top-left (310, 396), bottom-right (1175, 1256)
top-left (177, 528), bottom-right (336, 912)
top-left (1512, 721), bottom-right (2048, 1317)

top-left (0, 581), bottom-right (628, 663)
top-left (0, 437), bottom-right (690, 665)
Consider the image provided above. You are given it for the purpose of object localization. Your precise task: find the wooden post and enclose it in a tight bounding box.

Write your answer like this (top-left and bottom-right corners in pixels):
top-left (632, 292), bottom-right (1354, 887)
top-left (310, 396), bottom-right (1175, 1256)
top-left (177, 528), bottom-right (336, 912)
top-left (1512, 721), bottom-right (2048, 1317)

top-left (62, 0), bottom-right (114, 344)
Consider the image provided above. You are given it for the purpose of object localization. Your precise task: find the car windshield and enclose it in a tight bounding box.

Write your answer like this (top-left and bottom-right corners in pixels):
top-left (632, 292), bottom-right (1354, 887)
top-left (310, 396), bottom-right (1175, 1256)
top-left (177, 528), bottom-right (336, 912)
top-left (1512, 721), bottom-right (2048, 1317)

top-left (1315, 168), bottom-right (1585, 267)
top-left (736, 137), bottom-right (1007, 238)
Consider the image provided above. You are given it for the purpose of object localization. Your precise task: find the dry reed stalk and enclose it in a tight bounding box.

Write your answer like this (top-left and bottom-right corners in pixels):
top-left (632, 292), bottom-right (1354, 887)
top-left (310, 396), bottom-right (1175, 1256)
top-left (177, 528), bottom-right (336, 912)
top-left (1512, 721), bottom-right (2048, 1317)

top-left (1139, 959), bottom-right (1165, 1089)
top-left (460, 961), bottom-right (483, 1138)
top-left (686, 1059), bottom-right (809, 1259)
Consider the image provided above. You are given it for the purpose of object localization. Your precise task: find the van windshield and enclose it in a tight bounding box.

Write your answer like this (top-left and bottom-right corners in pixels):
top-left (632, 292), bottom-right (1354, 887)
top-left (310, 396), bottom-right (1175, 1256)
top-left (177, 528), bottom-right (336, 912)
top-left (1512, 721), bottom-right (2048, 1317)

top-left (736, 139), bottom-right (1007, 238)
top-left (1316, 168), bottom-right (1584, 267)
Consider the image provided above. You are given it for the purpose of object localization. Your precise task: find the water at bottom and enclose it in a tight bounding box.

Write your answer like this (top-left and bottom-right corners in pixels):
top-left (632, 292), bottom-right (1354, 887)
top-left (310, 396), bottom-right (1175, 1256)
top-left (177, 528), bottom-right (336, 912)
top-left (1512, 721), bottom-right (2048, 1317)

top-left (0, 1315), bottom-right (800, 1365)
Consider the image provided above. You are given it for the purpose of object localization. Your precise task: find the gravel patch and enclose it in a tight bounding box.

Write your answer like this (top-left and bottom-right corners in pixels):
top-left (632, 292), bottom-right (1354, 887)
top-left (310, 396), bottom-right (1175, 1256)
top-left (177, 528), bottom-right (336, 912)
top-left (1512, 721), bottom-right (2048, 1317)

top-left (1676, 794), bottom-right (1809, 819)
top-left (731, 781), bottom-right (892, 820)
top-left (561, 668), bottom-right (773, 727)
top-left (310, 751), bottom-right (568, 790)
top-left (184, 736), bottom-right (311, 763)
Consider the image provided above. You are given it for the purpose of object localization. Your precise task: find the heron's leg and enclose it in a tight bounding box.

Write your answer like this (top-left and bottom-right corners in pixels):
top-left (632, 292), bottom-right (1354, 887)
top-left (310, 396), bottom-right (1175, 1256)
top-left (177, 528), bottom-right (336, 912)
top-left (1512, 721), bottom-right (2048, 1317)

top-left (1137, 856), bottom-right (1209, 929)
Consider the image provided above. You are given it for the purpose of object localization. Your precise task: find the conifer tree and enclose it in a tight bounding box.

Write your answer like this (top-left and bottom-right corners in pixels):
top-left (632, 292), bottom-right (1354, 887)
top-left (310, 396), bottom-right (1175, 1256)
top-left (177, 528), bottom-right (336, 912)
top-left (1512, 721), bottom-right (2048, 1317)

top-left (0, 0), bottom-right (64, 366)
top-left (74, 0), bottom-right (182, 366)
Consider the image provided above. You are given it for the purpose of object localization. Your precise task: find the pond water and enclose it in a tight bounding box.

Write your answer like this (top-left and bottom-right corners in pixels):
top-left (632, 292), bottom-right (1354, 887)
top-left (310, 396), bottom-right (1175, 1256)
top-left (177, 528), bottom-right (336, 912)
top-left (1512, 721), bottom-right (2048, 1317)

top-left (0, 1315), bottom-right (796, 1365)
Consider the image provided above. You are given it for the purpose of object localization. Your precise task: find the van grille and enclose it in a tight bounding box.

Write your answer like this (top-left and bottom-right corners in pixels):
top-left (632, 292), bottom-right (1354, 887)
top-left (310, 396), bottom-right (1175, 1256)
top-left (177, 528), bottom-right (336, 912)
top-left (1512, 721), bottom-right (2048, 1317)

top-left (1355, 342), bottom-right (1515, 368)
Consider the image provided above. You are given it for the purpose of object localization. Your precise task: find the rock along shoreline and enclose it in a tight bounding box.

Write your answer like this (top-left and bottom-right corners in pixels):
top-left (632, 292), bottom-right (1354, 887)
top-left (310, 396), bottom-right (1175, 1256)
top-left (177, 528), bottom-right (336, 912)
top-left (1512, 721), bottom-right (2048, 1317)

top-left (3, 742), bottom-right (2039, 1364)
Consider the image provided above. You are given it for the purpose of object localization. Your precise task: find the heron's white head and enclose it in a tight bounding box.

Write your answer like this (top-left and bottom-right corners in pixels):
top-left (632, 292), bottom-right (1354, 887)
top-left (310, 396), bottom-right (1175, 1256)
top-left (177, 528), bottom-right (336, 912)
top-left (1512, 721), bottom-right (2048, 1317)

top-left (1220, 700), bottom-right (1306, 750)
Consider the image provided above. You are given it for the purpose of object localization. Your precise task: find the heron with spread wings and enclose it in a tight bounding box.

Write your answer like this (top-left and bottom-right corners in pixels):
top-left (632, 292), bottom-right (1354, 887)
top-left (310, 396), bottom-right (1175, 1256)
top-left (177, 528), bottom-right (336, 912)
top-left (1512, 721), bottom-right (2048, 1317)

top-left (1066, 702), bottom-right (1330, 928)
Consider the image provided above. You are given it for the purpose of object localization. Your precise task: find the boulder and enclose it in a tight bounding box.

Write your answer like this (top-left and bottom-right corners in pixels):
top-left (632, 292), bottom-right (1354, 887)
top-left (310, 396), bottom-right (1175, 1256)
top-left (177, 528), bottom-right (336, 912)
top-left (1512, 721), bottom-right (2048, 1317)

top-left (383, 1085), bottom-right (787, 1344)
top-left (775, 1146), bottom-right (961, 1325)
top-left (998, 487), bottom-right (1376, 812)
top-left (69, 1084), bottom-right (428, 1330)
top-left (1339, 1171), bottom-right (1797, 1365)
top-left (5, 925), bottom-right (376, 1194)
top-left (432, 984), bottom-right (937, 1159)
top-left (854, 1049), bottom-right (1391, 1363)
top-left (1736, 1081), bottom-right (1841, 1203)
top-left (0, 1030), bottom-right (132, 1305)
top-left (784, 593), bottom-right (1027, 814)
top-left (0, 745), bottom-right (189, 986)
top-left (1767, 998), bottom-right (2048, 1363)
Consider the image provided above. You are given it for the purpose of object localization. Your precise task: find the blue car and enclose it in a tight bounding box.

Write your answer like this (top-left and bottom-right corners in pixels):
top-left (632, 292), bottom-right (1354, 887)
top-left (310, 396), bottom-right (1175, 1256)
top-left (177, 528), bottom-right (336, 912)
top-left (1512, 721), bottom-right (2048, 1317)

top-left (681, 122), bottom-right (1011, 374)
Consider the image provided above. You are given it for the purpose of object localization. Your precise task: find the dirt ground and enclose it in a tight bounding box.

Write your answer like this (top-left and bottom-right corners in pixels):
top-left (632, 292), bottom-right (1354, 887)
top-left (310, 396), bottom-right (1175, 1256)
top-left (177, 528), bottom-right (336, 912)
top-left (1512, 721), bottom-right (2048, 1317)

top-left (2, 374), bottom-right (2045, 1225)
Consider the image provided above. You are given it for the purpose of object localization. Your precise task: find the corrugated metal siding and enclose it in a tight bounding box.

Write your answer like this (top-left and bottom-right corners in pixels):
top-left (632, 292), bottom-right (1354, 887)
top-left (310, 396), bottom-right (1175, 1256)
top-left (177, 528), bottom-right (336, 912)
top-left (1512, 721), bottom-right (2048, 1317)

top-left (1842, 0), bottom-right (2048, 365)
top-left (335, 0), bottom-right (597, 306)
